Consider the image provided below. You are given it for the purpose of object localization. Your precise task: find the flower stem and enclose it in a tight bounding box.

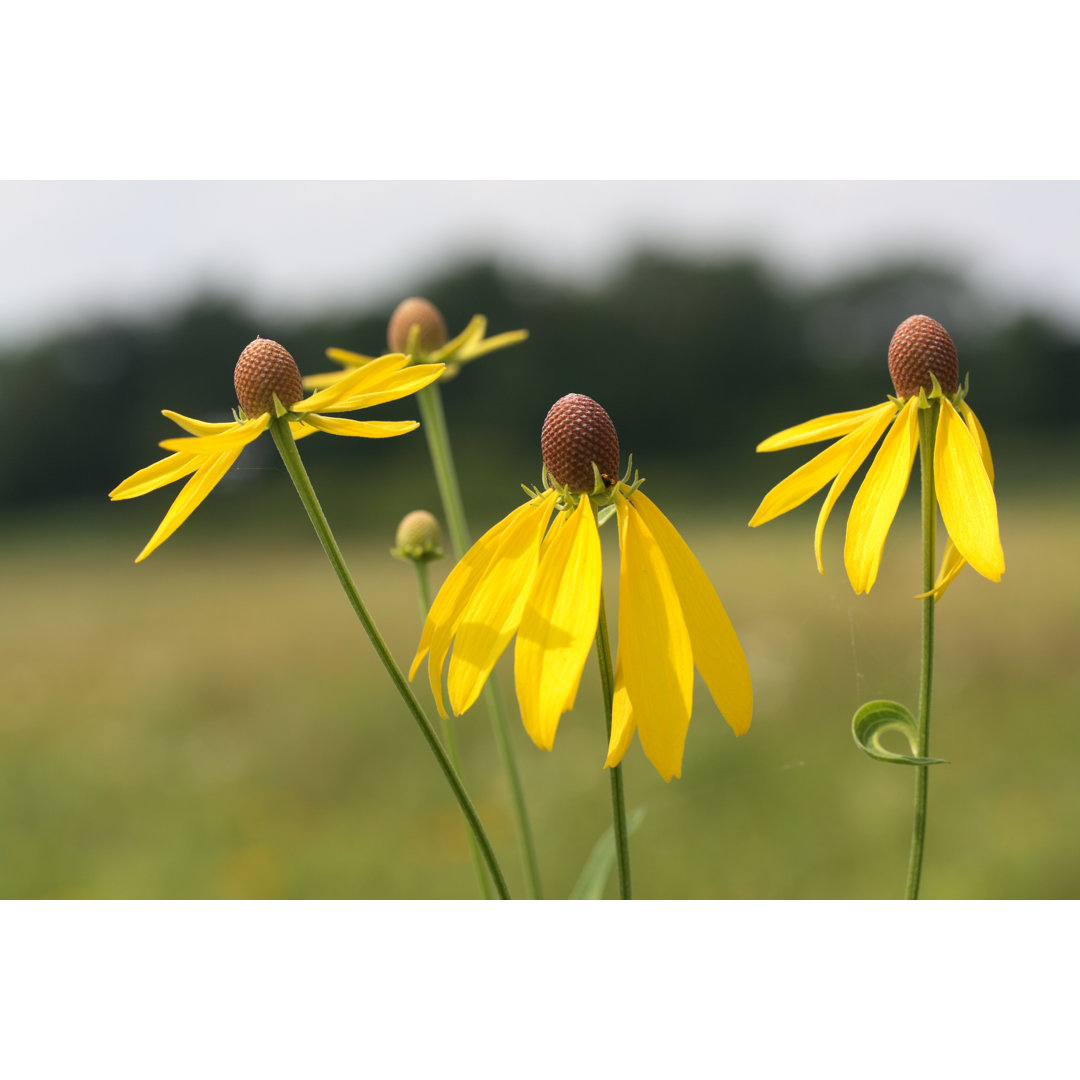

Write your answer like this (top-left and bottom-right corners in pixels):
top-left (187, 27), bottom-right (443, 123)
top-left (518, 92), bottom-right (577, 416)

top-left (595, 584), bottom-right (632, 900)
top-left (906, 401), bottom-right (939, 900)
top-left (416, 382), bottom-right (544, 899)
top-left (269, 416), bottom-right (511, 899)
top-left (410, 559), bottom-right (494, 899)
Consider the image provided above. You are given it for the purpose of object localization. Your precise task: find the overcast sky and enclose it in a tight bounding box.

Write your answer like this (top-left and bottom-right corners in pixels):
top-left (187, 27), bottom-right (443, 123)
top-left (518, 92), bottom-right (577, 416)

top-left (2, 179), bottom-right (1078, 348)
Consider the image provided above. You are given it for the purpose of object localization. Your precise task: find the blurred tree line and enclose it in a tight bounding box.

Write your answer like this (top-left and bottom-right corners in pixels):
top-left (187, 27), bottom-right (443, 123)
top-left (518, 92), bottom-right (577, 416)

top-left (2, 250), bottom-right (1077, 518)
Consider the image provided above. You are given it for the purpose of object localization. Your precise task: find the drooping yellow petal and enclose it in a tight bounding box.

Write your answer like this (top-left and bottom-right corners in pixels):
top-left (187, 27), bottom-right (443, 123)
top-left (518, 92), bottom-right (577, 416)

top-left (159, 415), bottom-right (269, 454)
top-left (456, 329), bottom-right (529, 363)
top-left (935, 397), bottom-right (1004, 583)
top-left (288, 420), bottom-right (318, 442)
top-left (162, 410), bottom-right (239, 436)
top-left (604, 651), bottom-right (636, 769)
top-left (514, 496), bottom-right (602, 750)
top-left (960, 402), bottom-right (995, 484)
top-left (298, 414), bottom-right (419, 439)
top-left (812, 402), bottom-right (898, 572)
top-left (300, 371), bottom-right (349, 391)
top-left (110, 452), bottom-right (201, 500)
top-left (447, 492), bottom-right (556, 716)
top-left (918, 537), bottom-right (967, 600)
top-left (430, 315), bottom-right (486, 363)
top-left (296, 352), bottom-right (411, 412)
top-left (917, 403), bottom-right (997, 601)
top-left (305, 363), bottom-right (445, 415)
top-left (756, 404), bottom-right (889, 452)
top-left (325, 347), bottom-right (377, 368)
top-left (134, 449), bottom-right (243, 562)
top-left (749, 401), bottom-right (896, 528)
top-left (844, 397), bottom-right (920, 594)
top-left (412, 500), bottom-right (534, 714)
top-left (630, 490), bottom-right (752, 736)
top-left (615, 494), bottom-right (693, 782)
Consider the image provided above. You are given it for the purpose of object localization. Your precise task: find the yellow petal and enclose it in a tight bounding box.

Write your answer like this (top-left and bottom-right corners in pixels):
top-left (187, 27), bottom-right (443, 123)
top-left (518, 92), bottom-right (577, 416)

top-left (134, 449), bottom-right (242, 562)
top-left (298, 414), bottom-right (419, 439)
top-left (288, 421), bottom-right (318, 442)
top-left (304, 363), bottom-right (445, 415)
top-left (159, 415), bottom-right (269, 453)
top-left (749, 402), bottom-right (896, 528)
top-left (430, 315), bottom-right (486, 363)
top-left (162, 410), bottom-right (239, 436)
top-left (411, 493), bottom-right (553, 717)
top-left (630, 491), bottom-right (752, 736)
top-left (447, 492), bottom-right (556, 716)
top-left (456, 329), bottom-right (529, 362)
top-left (812, 402), bottom-right (898, 573)
top-left (756, 404), bottom-right (888, 452)
top-left (917, 537), bottom-right (967, 601)
top-left (110, 452), bottom-right (200, 500)
top-left (296, 352), bottom-right (411, 412)
top-left (615, 494), bottom-right (693, 782)
top-left (514, 496), bottom-right (602, 750)
top-left (960, 402), bottom-right (995, 484)
top-left (604, 651), bottom-right (636, 769)
top-left (935, 397), bottom-right (1004, 582)
top-left (844, 397), bottom-right (920, 594)
top-left (300, 371), bottom-right (349, 391)
top-left (325, 347), bottom-right (377, 368)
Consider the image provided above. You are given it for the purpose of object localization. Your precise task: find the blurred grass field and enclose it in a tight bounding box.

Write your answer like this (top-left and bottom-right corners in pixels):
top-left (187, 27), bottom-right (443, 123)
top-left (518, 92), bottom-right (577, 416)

top-left (2, 483), bottom-right (1078, 899)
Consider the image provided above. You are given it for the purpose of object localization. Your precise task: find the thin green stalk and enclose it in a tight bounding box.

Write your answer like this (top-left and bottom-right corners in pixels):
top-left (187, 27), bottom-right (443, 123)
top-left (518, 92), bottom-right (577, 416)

top-left (269, 416), bottom-right (511, 899)
top-left (411, 559), bottom-right (494, 899)
top-left (906, 401), bottom-right (939, 900)
top-left (416, 381), bottom-right (544, 899)
top-left (595, 584), bottom-right (632, 900)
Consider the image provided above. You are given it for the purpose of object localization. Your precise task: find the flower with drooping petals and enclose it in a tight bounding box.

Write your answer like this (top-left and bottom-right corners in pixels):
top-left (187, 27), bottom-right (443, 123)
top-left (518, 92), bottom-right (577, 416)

top-left (749, 314), bottom-right (1004, 597)
top-left (410, 393), bottom-right (753, 781)
top-left (305, 296), bottom-right (528, 390)
top-left (110, 337), bottom-right (443, 561)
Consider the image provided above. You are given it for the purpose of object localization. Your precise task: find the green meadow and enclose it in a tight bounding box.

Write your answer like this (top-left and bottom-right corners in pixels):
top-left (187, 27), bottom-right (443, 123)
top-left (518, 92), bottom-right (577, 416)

top-left (3, 482), bottom-right (1076, 899)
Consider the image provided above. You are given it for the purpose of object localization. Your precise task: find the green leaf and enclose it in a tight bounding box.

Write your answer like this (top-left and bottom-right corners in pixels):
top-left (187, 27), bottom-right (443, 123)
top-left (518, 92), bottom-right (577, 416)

top-left (852, 699), bottom-right (947, 766)
top-left (568, 807), bottom-right (647, 899)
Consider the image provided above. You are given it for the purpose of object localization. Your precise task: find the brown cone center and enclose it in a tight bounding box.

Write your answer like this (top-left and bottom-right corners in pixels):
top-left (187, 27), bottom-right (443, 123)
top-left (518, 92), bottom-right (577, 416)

top-left (541, 393), bottom-right (621, 492)
top-left (887, 315), bottom-right (959, 398)
top-left (234, 338), bottom-right (303, 418)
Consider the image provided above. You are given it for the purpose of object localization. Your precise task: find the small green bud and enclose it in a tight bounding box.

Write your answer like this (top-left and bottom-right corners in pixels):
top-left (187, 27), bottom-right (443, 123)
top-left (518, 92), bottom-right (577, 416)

top-left (391, 510), bottom-right (445, 563)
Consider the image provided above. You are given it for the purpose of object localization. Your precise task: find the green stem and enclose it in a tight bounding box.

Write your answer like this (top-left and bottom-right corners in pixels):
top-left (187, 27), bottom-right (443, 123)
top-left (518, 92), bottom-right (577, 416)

top-left (595, 584), bottom-right (632, 899)
top-left (416, 382), bottom-right (544, 900)
top-left (906, 401), bottom-right (939, 900)
top-left (411, 559), bottom-right (494, 899)
top-left (269, 416), bottom-right (511, 900)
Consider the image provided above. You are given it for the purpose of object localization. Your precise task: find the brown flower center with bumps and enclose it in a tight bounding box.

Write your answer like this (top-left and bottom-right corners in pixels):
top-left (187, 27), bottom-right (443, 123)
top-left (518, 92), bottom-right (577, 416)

top-left (887, 315), bottom-right (959, 398)
top-left (541, 393), bottom-right (621, 493)
top-left (234, 338), bottom-right (303, 418)
top-left (388, 297), bottom-right (448, 355)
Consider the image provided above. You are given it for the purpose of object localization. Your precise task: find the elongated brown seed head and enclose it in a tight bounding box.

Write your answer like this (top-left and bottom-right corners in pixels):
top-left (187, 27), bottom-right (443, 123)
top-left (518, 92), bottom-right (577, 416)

top-left (888, 315), bottom-right (959, 398)
top-left (234, 338), bottom-right (303, 418)
top-left (541, 394), bottom-right (620, 492)
top-left (388, 297), bottom-right (448, 354)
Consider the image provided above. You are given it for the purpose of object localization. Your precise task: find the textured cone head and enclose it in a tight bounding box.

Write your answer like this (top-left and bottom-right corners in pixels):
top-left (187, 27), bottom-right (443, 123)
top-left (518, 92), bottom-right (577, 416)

top-left (888, 315), bottom-right (959, 398)
top-left (541, 394), bottom-right (620, 492)
top-left (234, 338), bottom-right (303, 418)
top-left (388, 297), bottom-right (448, 354)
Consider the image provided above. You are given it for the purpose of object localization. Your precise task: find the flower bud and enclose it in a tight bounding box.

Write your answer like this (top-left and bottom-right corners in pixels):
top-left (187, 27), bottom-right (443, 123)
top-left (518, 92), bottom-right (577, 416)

top-left (234, 338), bottom-right (303, 419)
top-left (388, 297), bottom-right (448, 355)
top-left (392, 509), bottom-right (444, 562)
top-left (888, 315), bottom-right (959, 399)
top-left (541, 393), bottom-right (621, 493)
